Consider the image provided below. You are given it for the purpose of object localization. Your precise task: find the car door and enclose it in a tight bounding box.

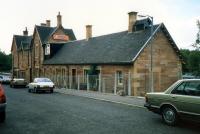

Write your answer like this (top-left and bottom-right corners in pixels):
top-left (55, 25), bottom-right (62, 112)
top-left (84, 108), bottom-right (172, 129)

top-left (170, 81), bottom-right (200, 119)
top-left (29, 79), bottom-right (37, 89)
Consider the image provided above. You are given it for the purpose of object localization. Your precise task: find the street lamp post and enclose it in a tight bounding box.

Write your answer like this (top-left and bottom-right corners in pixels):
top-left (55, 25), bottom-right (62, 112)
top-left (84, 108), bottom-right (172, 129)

top-left (138, 14), bottom-right (154, 92)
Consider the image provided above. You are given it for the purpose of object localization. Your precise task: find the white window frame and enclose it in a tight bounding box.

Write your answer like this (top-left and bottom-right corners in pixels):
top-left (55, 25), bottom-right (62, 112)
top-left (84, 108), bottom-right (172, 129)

top-left (117, 71), bottom-right (123, 86)
top-left (45, 44), bottom-right (50, 55)
top-left (83, 69), bottom-right (89, 83)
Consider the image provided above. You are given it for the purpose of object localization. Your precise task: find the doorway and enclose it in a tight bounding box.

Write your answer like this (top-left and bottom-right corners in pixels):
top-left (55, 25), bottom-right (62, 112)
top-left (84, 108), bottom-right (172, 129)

top-left (72, 69), bottom-right (77, 89)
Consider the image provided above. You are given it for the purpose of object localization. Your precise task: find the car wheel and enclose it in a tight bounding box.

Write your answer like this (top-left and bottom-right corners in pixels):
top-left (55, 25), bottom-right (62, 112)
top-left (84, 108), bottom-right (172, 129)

top-left (0, 111), bottom-right (6, 123)
top-left (50, 89), bottom-right (54, 93)
top-left (28, 88), bottom-right (31, 93)
top-left (162, 106), bottom-right (178, 126)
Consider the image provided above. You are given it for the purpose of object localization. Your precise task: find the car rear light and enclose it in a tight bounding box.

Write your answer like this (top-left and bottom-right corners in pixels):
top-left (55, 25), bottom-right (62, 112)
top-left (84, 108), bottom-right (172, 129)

top-left (0, 85), bottom-right (6, 103)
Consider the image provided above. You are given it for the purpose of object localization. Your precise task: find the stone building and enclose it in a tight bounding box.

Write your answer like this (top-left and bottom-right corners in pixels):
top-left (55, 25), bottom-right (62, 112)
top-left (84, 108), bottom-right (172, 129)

top-left (31, 12), bottom-right (76, 81)
top-left (11, 11), bottom-right (183, 96)
top-left (11, 28), bottom-right (32, 80)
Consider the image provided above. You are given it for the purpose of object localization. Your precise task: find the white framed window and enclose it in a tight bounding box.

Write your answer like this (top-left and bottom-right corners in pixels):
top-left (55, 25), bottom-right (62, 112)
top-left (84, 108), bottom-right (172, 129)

top-left (117, 71), bottom-right (123, 85)
top-left (83, 69), bottom-right (89, 83)
top-left (62, 69), bottom-right (65, 80)
top-left (35, 44), bottom-right (39, 58)
top-left (45, 44), bottom-right (50, 55)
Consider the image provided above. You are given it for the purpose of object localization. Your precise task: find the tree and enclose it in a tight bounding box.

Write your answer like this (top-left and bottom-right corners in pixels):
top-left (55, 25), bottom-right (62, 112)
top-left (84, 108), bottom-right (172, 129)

top-left (192, 20), bottom-right (200, 50)
top-left (188, 50), bottom-right (200, 76)
top-left (0, 49), bottom-right (12, 72)
top-left (180, 49), bottom-right (200, 76)
top-left (180, 49), bottom-right (190, 73)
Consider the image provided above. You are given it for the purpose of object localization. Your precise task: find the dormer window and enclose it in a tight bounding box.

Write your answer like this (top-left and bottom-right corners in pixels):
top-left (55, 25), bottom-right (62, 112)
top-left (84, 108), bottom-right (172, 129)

top-left (45, 44), bottom-right (50, 55)
top-left (135, 24), bottom-right (145, 31)
top-left (134, 18), bottom-right (152, 32)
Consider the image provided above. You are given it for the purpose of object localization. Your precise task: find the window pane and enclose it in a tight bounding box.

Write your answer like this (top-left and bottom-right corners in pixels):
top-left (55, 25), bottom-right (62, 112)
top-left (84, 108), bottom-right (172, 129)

top-left (45, 44), bottom-right (50, 55)
top-left (117, 71), bottom-right (123, 85)
top-left (171, 82), bottom-right (186, 95)
top-left (84, 69), bottom-right (89, 83)
top-left (185, 82), bottom-right (200, 96)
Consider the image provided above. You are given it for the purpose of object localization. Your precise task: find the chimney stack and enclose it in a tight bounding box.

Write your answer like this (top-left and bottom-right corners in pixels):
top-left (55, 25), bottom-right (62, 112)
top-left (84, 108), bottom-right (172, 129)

top-left (57, 12), bottom-right (62, 27)
top-left (46, 20), bottom-right (51, 27)
top-left (128, 11), bottom-right (138, 33)
top-left (23, 27), bottom-right (28, 36)
top-left (86, 25), bottom-right (92, 40)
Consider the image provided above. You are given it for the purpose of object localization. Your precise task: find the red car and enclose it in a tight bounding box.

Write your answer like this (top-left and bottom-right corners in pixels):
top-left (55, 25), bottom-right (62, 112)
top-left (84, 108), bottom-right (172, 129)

top-left (0, 83), bottom-right (6, 122)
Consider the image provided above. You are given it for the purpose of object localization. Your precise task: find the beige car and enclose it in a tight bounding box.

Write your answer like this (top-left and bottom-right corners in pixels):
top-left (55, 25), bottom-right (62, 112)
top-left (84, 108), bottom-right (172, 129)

top-left (10, 78), bottom-right (27, 88)
top-left (145, 79), bottom-right (200, 126)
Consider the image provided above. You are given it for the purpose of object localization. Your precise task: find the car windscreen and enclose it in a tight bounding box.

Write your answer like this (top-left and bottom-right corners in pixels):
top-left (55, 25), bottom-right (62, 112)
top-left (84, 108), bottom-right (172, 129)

top-left (35, 78), bottom-right (52, 83)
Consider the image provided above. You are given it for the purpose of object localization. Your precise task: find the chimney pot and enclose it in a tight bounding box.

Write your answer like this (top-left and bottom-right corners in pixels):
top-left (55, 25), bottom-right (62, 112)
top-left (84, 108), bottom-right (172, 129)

top-left (57, 12), bottom-right (62, 27)
top-left (128, 11), bottom-right (138, 33)
top-left (86, 25), bottom-right (92, 40)
top-left (46, 20), bottom-right (51, 27)
top-left (23, 27), bottom-right (28, 36)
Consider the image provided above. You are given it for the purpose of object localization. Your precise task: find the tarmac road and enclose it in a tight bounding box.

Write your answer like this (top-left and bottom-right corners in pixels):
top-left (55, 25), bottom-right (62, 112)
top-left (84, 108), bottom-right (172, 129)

top-left (0, 85), bottom-right (199, 134)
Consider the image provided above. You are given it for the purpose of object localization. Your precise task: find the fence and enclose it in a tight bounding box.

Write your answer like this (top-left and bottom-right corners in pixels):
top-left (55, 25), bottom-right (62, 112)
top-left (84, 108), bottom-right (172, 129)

top-left (41, 70), bottom-right (182, 96)
top-left (48, 73), bottom-right (132, 96)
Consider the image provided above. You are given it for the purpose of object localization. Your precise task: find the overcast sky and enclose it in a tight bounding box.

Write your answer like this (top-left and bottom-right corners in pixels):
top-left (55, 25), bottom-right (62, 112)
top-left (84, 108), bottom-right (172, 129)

top-left (0, 0), bottom-right (200, 54)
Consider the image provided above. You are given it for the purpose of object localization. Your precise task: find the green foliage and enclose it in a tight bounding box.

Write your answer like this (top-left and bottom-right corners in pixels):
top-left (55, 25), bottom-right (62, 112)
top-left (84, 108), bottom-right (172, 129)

top-left (0, 49), bottom-right (12, 72)
top-left (188, 50), bottom-right (200, 76)
top-left (88, 65), bottom-right (99, 90)
top-left (192, 20), bottom-right (200, 50)
top-left (180, 49), bottom-right (200, 76)
top-left (180, 49), bottom-right (190, 73)
top-left (88, 65), bottom-right (98, 75)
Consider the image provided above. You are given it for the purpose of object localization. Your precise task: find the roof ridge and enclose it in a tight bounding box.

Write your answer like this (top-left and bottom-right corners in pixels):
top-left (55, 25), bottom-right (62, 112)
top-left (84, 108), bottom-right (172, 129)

top-left (35, 25), bottom-right (56, 28)
top-left (131, 23), bottom-right (163, 62)
top-left (50, 24), bottom-right (161, 46)
top-left (14, 35), bottom-right (33, 37)
top-left (91, 24), bottom-right (161, 39)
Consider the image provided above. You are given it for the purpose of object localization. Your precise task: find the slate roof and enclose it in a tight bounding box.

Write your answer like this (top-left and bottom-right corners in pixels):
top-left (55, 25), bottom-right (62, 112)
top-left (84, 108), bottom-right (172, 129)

top-left (35, 25), bottom-right (76, 44)
top-left (14, 35), bottom-right (32, 50)
top-left (44, 24), bottom-right (164, 65)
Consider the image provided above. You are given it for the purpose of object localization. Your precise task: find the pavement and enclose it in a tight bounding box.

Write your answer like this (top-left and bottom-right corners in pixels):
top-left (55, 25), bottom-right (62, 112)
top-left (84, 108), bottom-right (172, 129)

top-left (55, 88), bottom-right (145, 108)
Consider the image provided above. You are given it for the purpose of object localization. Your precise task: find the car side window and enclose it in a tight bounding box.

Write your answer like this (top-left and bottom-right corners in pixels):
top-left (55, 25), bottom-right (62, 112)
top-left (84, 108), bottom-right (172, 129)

top-left (184, 82), bottom-right (200, 97)
top-left (34, 79), bottom-right (37, 83)
top-left (171, 82), bottom-right (187, 95)
top-left (171, 81), bottom-right (200, 97)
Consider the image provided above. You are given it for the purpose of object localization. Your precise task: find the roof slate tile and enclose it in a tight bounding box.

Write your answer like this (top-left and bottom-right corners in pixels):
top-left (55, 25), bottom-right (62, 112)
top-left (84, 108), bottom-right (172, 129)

top-left (44, 24), bottom-right (160, 65)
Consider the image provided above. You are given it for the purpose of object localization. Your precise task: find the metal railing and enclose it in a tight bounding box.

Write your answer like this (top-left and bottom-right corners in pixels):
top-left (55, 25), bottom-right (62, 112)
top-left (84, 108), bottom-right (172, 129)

top-left (46, 73), bottom-right (132, 96)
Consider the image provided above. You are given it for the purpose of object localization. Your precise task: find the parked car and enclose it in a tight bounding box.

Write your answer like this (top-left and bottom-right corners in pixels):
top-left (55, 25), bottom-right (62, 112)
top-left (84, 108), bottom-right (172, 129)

top-left (144, 79), bottom-right (200, 126)
top-left (0, 76), bottom-right (3, 83)
top-left (28, 78), bottom-right (55, 93)
top-left (10, 78), bottom-right (27, 88)
top-left (0, 83), bottom-right (6, 123)
top-left (0, 75), bottom-right (11, 84)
